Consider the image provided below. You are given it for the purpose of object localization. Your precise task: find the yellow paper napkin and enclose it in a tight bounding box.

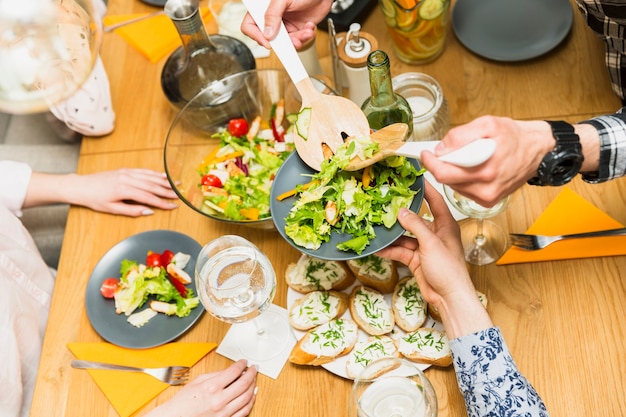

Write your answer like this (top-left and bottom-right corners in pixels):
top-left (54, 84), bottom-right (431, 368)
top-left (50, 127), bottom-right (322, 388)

top-left (67, 342), bottom-right (216, 417)
top-left (103, 8), bottom-right (213, 63)
top-left (497, 187), bottom-right (626, 264)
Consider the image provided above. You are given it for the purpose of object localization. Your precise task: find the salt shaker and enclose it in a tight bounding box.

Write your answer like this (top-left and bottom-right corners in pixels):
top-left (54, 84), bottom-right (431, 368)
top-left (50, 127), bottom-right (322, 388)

top-left (337, 23), bottom-right (378, 106)
top-left (392, 72), bottom-right (449, 142)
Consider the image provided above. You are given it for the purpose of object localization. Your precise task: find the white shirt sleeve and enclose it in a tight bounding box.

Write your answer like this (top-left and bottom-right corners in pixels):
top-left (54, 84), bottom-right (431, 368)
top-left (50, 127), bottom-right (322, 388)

top-left (0, 161), bottom-right (32, 217)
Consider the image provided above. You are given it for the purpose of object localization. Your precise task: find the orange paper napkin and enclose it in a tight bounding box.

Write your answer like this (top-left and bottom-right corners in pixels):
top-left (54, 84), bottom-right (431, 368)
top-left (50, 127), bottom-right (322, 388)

top-left (497, 187), bottom-right (626, 264)
top-left (102, 8), bottom-right (213, 63)
top-left (67, 342), bottom-right (216, 417)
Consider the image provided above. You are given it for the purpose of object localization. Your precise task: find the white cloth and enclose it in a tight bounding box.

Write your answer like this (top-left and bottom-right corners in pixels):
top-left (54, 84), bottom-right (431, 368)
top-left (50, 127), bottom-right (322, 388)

top-left (0, 160), bottom-right (54, 417)
top-left (49, 0), bottom-right (115, 137)
top-left (49, 55), bottom-right (115, 136)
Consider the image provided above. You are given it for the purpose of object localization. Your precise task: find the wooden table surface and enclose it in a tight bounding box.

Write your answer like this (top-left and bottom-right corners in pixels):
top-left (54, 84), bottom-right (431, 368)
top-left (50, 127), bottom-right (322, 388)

top-left (30, 1), bottom-right (626, 416)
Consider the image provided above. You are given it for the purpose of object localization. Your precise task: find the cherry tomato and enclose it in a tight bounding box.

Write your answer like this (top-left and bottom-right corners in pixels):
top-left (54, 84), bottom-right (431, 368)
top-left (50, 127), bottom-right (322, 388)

top-left (227, 118), bottom-right (249, 137)
top-left (201, 174), bottom-right (222, 188)
top-left (146, 252), bottom-right (163, 267)
top-left (100, 277), bottom-right (119, 298)
top-left (161, 249), bottom-right (175, 267)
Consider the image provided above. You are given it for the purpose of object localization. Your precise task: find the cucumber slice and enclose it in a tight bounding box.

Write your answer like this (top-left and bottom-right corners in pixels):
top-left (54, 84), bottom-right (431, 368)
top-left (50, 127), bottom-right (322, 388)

top-left (295, 107), bottom-right (312, 140)
top-left (286, 113), bottom-right (298, 124)
top-left (379, 0), bottom-right (397, 18)
top-left (418, 0), bottom-right (445, 20)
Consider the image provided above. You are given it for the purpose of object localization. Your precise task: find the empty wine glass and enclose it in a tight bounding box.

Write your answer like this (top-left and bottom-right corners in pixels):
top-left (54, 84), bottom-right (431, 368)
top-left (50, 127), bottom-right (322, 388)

top-left (443, 185), bottom-right (511, 265)
top-left (195, 235), bottom-right (290, 361)
top-left (351, 357), bottom-right (438, 417)
top-left (0, 0), bottom-right (102, 114)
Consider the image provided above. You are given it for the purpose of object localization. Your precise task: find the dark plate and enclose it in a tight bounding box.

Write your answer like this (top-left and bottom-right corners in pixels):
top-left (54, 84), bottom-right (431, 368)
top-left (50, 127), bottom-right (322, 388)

top-left (85, 230), bottom-right (204, 349)
top-left (139, 0), bottom-right (167, 7)
top-left (452, 0), bottom-right (573, 62)
top-left (270, 152), bottom-right (425, 261)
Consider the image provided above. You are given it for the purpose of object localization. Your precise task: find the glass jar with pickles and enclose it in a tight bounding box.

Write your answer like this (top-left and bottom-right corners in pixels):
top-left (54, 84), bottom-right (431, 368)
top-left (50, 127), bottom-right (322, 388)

top-left (378, 0), bottom-right (450, 64)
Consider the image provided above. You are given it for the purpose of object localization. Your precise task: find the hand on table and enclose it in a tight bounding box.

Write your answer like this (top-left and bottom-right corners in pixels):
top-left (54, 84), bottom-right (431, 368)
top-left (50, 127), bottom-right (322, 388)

top-left (241, 0), bottom-right (333, 49)
top-left (25, 168), bottom-right (179, 217)
top-left (146, 359), bottom-right (258, 417)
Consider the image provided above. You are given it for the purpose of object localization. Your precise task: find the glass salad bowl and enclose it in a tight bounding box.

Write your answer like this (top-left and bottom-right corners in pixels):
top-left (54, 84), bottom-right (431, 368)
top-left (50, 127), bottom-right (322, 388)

top-left (164, 69), bottom-right (336, 230)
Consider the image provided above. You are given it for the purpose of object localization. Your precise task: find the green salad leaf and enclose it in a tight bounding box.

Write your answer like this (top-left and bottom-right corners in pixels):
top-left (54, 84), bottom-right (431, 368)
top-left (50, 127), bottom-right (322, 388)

top-left (284, 136), bottom-right (425, 254)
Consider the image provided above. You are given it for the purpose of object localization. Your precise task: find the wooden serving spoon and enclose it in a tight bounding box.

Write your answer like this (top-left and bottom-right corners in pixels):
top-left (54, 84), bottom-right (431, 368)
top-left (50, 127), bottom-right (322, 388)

top-left (344, 123), bottom-right (496, 170)
top-left (241, 0), bottom-right (370, 171)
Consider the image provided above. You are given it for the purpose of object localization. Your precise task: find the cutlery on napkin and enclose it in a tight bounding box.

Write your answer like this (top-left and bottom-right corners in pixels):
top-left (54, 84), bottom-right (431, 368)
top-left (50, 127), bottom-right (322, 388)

top-left (497, 187), bottom-right (626, 264)
top-left (67, 342), bottom-right (216, 417)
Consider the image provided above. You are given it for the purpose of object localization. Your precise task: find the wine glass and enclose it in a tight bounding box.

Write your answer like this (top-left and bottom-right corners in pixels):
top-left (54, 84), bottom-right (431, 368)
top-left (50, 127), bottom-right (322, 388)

top-left (0, 0), bottom-right (102, 114)
top-left (351, 357), bottom-right (438, 417)
top-left (195, 235), bottom-right (290, 361)
top-left (443, 185), bottom-right (511, 265)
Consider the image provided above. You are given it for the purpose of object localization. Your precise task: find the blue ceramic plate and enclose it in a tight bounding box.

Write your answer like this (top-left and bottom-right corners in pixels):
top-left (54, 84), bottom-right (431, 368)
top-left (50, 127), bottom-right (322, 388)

top-left (270, 152), bottom-right (425, 261)
top-left (452, 0), bottom-right (573, 62)
top-left (85, 230), bottom-right (204, 349)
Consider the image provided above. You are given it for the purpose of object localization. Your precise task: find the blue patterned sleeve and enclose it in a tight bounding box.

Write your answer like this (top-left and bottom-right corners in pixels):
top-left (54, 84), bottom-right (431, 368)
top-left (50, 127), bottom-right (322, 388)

top-left (449, 327), bottom-right (549, 417)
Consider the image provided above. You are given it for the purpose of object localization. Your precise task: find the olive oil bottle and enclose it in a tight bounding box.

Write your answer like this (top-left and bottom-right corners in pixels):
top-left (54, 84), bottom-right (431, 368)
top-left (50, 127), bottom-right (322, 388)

top-left (360, 50), bottom-right (413, 139)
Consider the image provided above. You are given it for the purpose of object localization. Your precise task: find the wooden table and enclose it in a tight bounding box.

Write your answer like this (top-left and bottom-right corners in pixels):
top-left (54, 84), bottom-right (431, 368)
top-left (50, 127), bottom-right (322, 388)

top-left (30, 1), bottom-right (626, 416)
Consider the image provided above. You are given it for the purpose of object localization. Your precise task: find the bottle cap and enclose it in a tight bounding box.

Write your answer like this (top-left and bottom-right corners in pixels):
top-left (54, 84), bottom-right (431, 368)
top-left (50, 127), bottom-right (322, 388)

top-left (337, 23), bottom-right (378, 68)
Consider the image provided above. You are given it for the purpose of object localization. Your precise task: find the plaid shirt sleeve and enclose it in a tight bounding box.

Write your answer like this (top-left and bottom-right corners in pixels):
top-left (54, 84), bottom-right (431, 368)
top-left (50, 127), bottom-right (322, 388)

top-left (575, 0), bottom-right (626, 102)
top-left (579, 107), bottom-right (626, 182)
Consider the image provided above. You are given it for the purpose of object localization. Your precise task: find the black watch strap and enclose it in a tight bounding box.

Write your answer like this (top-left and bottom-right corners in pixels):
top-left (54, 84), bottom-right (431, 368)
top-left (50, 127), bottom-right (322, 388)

top-left (528, 121), bottom-right (584, 186)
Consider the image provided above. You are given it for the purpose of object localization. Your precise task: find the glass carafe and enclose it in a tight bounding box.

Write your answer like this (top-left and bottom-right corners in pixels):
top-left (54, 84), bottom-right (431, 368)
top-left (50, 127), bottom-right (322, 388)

top-left (160, 0), bottom-right (255, 108)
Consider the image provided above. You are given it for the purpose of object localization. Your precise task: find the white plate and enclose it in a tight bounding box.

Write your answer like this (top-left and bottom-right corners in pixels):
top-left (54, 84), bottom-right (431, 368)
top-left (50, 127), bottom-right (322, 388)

top-left (452, 0), bottom-right (573, 62)
top-left (286, 265), bottom-right (444, 379)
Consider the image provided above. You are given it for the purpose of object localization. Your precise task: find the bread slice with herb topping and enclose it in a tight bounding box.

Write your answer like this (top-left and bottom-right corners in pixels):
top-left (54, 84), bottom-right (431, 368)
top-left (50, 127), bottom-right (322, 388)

top-left (345, 335), bottom-right (400, 379)
top-left (285, 254), bottom-right (355, 293)
top-left (395, 327), bottom-right (452, 367)
top-left (392, 276), bottom-right (427, 332)
top-left (288, 290), bottom-right (348, 331)
top-left (289, 318), bottom-right (359, 366)
top-left (349, 285), bottom-right (395, 336)
top-left (347, 254), bottom-right (398, 293)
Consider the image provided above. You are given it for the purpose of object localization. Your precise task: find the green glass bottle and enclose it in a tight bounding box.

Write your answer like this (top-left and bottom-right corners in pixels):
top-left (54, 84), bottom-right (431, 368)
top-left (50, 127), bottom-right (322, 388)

top-left (360, 50), bottom-right (413, 139)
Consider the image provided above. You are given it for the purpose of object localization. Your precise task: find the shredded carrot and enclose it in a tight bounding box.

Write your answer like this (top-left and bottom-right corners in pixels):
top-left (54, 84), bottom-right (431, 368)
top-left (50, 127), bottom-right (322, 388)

top-left (276, 180), bottom-right (318, 201)
top-left (362, 166), bottom-right (372, 188)
top-left (239, 207), bottom-right (260, 220)
top-left (211, 151), bottom-right (244, 164)
top-left (197, 146), bottom-right (221, 171)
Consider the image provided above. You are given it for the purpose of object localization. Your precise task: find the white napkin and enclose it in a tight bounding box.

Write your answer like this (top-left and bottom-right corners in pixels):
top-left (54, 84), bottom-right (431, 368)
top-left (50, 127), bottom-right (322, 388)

top-left (217, 304), bottom-right (296, 379)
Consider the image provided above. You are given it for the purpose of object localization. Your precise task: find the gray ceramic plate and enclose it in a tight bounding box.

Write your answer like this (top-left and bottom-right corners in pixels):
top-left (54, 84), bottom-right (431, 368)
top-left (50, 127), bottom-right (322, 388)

top-left (85, 230), bottom-right (204, 349)
top-left (452, 0), bottom-right (573, 62)
top-left (270, 152), bottom-right (424, 261)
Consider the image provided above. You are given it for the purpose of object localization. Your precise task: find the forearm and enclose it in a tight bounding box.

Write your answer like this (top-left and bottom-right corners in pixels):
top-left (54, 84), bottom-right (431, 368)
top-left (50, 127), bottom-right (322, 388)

top-left (22, 172), bottom-right (85, 208)
top-left (435, 292), bottom-right (493, 340)
top-left (450, 328), bottom-right (549, 417)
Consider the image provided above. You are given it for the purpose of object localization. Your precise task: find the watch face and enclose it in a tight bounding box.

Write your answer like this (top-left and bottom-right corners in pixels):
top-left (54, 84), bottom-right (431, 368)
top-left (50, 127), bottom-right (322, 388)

top-left (548, 151), bottom-right (584, 186)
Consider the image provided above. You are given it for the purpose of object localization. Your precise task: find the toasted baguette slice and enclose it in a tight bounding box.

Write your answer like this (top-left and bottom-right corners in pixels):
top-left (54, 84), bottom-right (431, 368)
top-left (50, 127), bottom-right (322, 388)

top-left (288, 290), bottom-right (348, 331)
top-left (166, 263), bottom-right (192, 285)
top-left (345, 335), bottom-right (400, 379)
top-left (349, 286), bottom-right (395, 336)
top-left (347, 255), bottom-right (398, 293)
top-left (289, 318), bottom-right (359, 366)
top-left (395, 327), bottom-right (452, 367)
top-left (285, 254), bottom-right (355, 293)
top-left (392, 276), bottom-right (427, 332)
top-left (428, 290), bottom-right (488, 322)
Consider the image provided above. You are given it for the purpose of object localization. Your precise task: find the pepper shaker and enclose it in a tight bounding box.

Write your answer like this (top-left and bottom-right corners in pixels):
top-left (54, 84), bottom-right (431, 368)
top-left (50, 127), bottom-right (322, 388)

top-left (337, 23), bottom-right (378, 106)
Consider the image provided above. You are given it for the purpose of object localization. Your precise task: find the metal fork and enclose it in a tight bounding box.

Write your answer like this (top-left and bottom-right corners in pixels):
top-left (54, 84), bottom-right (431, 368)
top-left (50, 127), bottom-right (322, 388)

top-left (71, 360), bottom-right (190, 385)
top-left (509, 227), bottom-right (626, 250)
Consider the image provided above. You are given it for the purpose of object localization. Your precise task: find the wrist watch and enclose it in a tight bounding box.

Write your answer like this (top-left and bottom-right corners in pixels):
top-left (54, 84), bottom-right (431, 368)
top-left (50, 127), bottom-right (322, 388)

top-left (527, 120), bottom-right (584, 186)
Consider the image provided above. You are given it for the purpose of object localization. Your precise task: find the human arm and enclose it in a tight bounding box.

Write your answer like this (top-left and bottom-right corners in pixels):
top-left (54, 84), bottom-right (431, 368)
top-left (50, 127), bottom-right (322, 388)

top-left (22, 168), bottom-right (178, 217)
top-left (377, 182), bottom-right (547, 416)
top-left (423, 109), bottom-right (626, 207)
top-left (240, 0), bottom-right (332, 49)
top-left (145, 359), bottom-right (257, 417)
